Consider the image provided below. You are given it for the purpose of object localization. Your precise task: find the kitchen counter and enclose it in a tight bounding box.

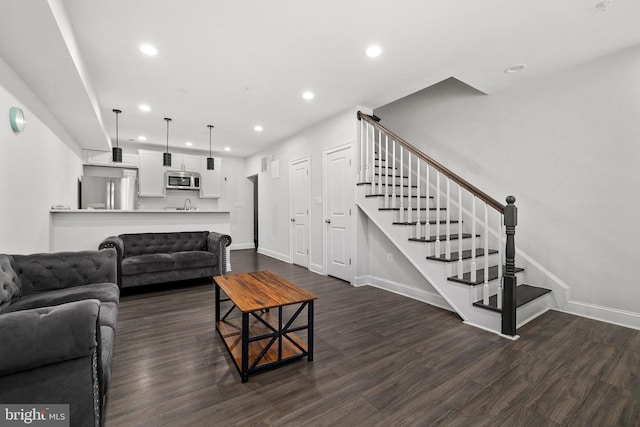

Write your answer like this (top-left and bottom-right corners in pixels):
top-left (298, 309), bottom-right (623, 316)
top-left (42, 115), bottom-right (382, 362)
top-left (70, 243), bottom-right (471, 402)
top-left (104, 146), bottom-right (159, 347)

top-left (50, 209), bottom-right (232, 270)
top-left (50, 209), bottom-right (230, 213)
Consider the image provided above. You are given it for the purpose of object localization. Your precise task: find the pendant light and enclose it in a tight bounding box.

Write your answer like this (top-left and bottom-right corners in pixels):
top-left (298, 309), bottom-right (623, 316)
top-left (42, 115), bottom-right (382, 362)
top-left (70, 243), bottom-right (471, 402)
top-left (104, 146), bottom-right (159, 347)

top-left (163, 117), bottom-right (172, 166)
top-left (112, 109), bottom-right (123, 162)
top-left (206, 124), bottom-right (215, 170)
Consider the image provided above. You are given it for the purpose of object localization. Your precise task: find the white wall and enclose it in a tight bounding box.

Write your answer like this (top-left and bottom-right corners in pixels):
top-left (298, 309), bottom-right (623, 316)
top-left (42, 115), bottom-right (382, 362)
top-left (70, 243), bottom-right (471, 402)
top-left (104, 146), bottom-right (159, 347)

top-left (0, 59), bottom-right (83, 254)
top-left (246, 107), bottom-right (360, 270)
top-left (375, 46), bottom-right (640, 320)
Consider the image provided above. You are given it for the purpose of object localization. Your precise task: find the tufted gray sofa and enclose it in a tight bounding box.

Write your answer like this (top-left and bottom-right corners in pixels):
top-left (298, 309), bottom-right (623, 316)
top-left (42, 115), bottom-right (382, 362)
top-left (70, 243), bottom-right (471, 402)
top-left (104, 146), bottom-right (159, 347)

top-left (0, 248), bottom-right (119, 427)
top-left (99, 231), bottom-right (232, 289)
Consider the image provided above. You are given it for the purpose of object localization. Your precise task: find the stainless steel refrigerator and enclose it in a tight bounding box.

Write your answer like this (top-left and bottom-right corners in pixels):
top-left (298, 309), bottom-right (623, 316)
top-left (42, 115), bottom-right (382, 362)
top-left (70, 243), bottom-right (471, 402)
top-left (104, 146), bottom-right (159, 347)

top-left (80, 176), bottom-right (137, 210)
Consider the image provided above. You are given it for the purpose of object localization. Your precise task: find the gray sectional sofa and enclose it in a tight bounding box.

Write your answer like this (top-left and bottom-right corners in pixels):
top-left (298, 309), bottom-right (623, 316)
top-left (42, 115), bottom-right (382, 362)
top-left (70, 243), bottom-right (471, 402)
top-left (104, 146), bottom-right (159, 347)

top-left (0, 248), bottom-right (119, 427)
top-left (99, 231), bottom-right (232, 288)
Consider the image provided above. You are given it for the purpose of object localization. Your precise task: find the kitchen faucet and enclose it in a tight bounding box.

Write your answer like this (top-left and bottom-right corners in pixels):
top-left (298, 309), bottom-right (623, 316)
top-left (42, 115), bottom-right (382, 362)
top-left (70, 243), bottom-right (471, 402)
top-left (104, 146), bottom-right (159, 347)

top-left (184, 198), bottom-right (191, 210)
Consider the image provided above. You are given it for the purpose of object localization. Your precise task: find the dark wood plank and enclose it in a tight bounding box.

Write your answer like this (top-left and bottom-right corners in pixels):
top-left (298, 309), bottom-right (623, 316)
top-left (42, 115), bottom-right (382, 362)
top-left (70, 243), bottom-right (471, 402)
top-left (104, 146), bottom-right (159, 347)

top-left (105, 249), bottom-right (640, 426)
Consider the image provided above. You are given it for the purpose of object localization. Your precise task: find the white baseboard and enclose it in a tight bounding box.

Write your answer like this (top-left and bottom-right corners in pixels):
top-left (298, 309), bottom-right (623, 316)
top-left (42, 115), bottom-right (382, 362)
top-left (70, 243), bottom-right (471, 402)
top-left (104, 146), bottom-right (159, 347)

top-left (257, 247), bottom-right (291, 264)
top-left (229, 243), bottom-right (255, 251)
top-left (309, 262), bottom-right (324, 275)
top-left (355, 275), bottom-right (453, 312)
top-left (562, 300), bottom-right (640, 331)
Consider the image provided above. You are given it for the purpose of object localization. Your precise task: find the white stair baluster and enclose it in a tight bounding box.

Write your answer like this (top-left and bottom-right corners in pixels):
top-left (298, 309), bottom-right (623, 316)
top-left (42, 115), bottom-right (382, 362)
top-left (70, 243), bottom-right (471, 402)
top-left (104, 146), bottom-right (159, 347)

top-left (435, 171), bottom-right (441, 257)
top-left (445, 178), bottom-right (451, 259)
top-left (407, 153), bottom-right (413, 224)
top-left (471, 196), bottom-right (477, 283)
top-left (399, 146), bottom-right (404, 222)
top-left (370, 126), bottom-right (376, 189)
top-left (415, 160), bottom-right (421, 238)
top-left (359, 119), bottom-right (364, 182)
top-left (384, 135), bottom-right (389, 208)
top-left (391, 140), bottom-right (397, 209)
top-left (457, 185), bottom-right (463, 279)
top-left (375, 130), bottom-right (380, 194)
top-left (483, 203), bottom-right (490, 305)
top-left (425, 163), bottom-right (430, 241)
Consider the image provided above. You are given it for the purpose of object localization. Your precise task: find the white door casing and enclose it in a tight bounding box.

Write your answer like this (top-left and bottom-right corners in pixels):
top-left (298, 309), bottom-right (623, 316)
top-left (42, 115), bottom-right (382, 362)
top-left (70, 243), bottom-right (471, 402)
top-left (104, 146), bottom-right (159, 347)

top-left (325, 144), bottom-right (353, 281)
top-left (290, 156), bottom-right (310, 268)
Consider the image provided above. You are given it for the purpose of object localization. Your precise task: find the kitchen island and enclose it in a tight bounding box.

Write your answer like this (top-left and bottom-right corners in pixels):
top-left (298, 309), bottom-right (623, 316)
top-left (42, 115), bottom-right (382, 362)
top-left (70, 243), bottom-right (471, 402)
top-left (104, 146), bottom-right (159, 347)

top-left (50, 209), bottom-right (232, 270)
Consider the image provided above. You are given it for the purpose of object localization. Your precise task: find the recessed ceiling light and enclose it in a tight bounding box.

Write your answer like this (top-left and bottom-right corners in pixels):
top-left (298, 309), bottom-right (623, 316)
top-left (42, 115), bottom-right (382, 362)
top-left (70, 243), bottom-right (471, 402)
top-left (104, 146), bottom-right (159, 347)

top-left (254, 125), bottom-right (263, 132)
top-left (185, 141), bottom-right (193, 147)
top-left (366, 45), bottom-right (382, 58)
top-left (138, 136), bottom-right (147, 141)
top-left (138, 104), bottom-right (151, 112)
top-left (224, 147), bottom-right (231, 152)
top-left (302, 91), bottom-right (315, 100)
top-left (504, 64), bottom-right (526, 74)
top-left (139, 44), bottom-right (158, 56)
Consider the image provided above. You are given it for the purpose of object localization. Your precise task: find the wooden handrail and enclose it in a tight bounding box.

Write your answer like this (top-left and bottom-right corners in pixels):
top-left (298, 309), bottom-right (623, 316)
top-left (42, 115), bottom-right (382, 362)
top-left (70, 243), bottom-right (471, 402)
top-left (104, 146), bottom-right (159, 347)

top-left (358, 111), bottom-right (505, 213)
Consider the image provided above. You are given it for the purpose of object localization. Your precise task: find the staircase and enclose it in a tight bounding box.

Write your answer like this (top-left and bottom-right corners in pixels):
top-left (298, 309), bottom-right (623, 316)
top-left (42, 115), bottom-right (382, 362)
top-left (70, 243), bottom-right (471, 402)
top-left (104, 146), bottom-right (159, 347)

top-left (356, 112), bottom-right (557, 338)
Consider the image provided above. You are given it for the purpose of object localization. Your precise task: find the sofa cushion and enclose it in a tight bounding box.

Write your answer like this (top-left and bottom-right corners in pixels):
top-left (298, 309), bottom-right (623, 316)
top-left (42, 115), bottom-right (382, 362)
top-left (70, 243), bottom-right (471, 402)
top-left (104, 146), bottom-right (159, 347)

top-left (121, 231), bottom-right (209, 257)
top-left (13, 250), bottom-right (117, 295)
top-left (172, 251), bottom-right (217, 270)
top-left (3, 283), bottom-right (119, 314)
top-left (0, 255), bottom-right (21, 313)
top-left (121, 253), bottom-right (175, 276)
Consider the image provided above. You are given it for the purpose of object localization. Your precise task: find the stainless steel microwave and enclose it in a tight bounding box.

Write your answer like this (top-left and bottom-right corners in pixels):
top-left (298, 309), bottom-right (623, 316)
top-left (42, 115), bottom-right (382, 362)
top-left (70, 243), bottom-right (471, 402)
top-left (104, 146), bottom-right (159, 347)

top-left (166, 171), bottom-right (201, 190)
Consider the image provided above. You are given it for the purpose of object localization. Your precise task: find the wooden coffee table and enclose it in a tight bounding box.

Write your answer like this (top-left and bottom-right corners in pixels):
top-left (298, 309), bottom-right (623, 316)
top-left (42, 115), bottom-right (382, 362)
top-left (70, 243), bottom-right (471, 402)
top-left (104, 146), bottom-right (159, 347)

top-left (213, 271), bottom-right (317, 382)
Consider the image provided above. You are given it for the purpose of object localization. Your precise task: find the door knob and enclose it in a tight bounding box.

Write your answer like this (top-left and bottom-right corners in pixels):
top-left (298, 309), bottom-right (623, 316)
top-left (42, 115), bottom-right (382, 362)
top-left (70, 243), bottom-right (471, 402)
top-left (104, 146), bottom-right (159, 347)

top-left (291, 218), bottom-right (295, 222)
top-left (325, 219), bottom-right (331, 224)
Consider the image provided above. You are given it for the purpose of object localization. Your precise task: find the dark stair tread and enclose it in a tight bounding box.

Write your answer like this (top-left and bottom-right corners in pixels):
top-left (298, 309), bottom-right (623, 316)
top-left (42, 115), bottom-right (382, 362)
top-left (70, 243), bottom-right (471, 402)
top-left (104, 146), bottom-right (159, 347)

top-left (380, 207), bottom-right (447, 211)
top-left (447, 265), bottom-right (524, 286)
top-left (357, 182), bottom-right (417, 188)
top-left (366, 194), bottom-right (432, 199)
top-left (375, 173), bottom-right (409, 178)
top-left (409, 233), bottom-right (478, 243)
top-left (472, 284), bottom-right (552, 313)
top-left (393, 220), bottom-right (461, 226)
top-left (427, 248), bottom-right (498, 262)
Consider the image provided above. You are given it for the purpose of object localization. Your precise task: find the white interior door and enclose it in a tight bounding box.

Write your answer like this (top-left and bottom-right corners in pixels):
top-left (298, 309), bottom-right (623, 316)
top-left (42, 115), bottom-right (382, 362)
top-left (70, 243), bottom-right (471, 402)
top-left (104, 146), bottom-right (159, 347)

top-left (290, 157), bottom-right (310, 267)
top-left (326, 145), bottom-right (352, 281)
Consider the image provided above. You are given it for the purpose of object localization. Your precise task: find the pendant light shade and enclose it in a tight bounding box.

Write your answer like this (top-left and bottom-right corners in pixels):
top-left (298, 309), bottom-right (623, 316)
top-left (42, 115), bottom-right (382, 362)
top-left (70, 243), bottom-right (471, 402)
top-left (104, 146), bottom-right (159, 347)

top-left (206, 124), bottom-right (215, 170)
top-left (112, 109), bottom-right (123, 163)
top-left (163, 117), bottom-right (172, 167)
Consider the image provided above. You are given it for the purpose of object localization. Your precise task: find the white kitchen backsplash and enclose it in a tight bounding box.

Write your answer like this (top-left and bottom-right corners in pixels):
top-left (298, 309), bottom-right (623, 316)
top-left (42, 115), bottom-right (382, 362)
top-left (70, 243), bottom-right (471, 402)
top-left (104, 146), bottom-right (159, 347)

top-left (137, 189), bottom-right (219, 210)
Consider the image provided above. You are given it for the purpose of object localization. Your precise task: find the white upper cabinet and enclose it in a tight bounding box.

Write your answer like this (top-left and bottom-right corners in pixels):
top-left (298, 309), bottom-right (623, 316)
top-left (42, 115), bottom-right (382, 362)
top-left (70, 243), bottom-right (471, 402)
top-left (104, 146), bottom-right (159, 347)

top-left (138, 150), bottom-right (165, 197)
top-left (199, 157), bottom-right (221, 198)
top-left (166, 154), bottom-right (200, 172)
top-left (84, 150), bottom-right (138, 168)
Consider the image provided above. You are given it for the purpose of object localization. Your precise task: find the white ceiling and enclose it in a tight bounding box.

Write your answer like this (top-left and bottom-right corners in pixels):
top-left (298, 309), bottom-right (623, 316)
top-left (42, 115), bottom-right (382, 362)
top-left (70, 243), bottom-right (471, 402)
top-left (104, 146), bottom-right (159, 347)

top-left (1, 0), bottom-right (639, 157)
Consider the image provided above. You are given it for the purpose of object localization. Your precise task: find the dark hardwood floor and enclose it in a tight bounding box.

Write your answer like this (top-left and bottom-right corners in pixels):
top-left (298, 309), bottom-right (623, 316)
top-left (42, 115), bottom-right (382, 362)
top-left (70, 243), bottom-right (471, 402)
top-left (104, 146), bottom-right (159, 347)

top-left (105, 250), bottom-right (640, 426)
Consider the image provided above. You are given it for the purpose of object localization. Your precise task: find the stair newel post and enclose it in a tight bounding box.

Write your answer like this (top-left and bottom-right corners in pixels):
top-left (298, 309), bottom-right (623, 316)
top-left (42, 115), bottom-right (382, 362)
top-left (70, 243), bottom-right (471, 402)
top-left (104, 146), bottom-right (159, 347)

top-left (407, 153), bottom-right (413, 224)
top-left (415, 160), bottom-right (421, 238)
top-left (384, 135), bottom-right (390, 208)
top-left (425, 163), bottom-right (431, 241)
top-left (470, 196), bottom-right (477, 283)
top-left (502, 196), bottom-right (518, 337)
top-left (435, 171), bottom-right (441, 257)
top-left (483, 203), bottom-right (490, 305)
top-left (457, 185), bottom-right (463, 279)
top-left (391, 139), bottom-right (397, 209)
top-left (399, 146), bottom-right (404, 222)
top-left (497, 213), bottom-right (504, 309)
